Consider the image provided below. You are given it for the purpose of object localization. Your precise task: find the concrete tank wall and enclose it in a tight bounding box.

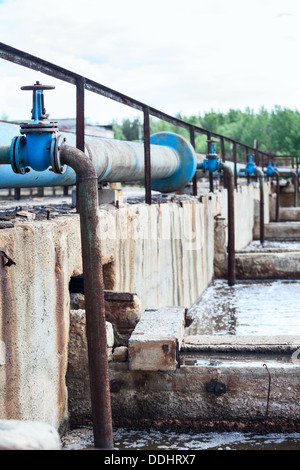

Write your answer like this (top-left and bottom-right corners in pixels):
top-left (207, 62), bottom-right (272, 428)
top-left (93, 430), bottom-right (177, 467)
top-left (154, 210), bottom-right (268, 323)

top-left (99, 196), bottom-right (215, 311)
top-left (0, 218), bottom-right (82, 433)
top-left (0, 186), bottom-right (260, 432)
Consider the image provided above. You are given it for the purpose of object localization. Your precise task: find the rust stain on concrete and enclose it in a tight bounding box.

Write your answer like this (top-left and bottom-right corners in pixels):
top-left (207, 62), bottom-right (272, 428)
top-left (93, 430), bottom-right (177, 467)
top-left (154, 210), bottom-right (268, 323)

top-left (0, 248), bottom-right (20, 419)
top-left (54, 246), bottom-right (67, 423)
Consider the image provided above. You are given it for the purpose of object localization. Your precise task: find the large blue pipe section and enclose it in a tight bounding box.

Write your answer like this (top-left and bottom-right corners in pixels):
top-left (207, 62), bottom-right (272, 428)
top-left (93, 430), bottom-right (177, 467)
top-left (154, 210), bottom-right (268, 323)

top-left (0, 121), bottom-right (197, 192)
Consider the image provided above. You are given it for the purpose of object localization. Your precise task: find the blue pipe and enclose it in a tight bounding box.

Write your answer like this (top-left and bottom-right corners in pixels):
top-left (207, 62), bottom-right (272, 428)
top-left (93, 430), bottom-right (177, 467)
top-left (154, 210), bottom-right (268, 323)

top-left (0, 122), bottom-right (198, 192)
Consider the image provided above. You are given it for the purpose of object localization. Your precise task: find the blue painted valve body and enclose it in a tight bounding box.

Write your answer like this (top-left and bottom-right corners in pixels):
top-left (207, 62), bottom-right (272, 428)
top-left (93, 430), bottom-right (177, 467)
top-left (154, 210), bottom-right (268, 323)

top-left (265, 161), bottom-right (276, 176)
top-left (198, 143), bottom-right (221, 173)
top-left (9, 82), bottom-right (63, 175)
top-left (244, 155), bottom-right (256, 175)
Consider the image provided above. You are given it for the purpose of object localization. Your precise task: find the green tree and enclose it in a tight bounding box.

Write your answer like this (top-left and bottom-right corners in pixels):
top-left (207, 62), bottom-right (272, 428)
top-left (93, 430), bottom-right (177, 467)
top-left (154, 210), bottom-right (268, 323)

top-left (113, 107), bottom-right (300, 160)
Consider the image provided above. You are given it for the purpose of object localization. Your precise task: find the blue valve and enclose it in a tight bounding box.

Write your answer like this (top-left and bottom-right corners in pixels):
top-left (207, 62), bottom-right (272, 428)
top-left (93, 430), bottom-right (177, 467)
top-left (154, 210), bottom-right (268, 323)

top-left (245, 155), bottom-right (256, 175)
top-left (266, 161), bottom-right (276, 176)
top-left (10, 82), bottom-right (64, 175)
top-left (202, 142), bottom-right (221, 173)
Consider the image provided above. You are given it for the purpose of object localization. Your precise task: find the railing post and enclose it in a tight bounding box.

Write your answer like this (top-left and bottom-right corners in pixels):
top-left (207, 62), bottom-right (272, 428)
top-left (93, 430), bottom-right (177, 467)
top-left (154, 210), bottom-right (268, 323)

top-left (143, 106), bottom-right (152, 205)
top-left (232, 141), bottom-right (237, 188)
top-left (76, 77), bottom-right (85, 212)
top-left (220, 137), bottom-right (227, 189)
top-left (207, 132), bottom-right (214, 193)
top-left (245, 146), bottom-right (250, 185)
top-left (190, 126), bottom-right (197, 196)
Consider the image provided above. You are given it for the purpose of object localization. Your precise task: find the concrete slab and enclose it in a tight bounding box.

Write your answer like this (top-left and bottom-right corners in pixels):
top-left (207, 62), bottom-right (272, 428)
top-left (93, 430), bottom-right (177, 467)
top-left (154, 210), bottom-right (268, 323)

top-left (265, 221), bottom-right (300, 240)
top-left (128, 306), bottom-right (186, 371)
top-left (109, 355), bottom-right (300, 432)
top-left (0, 420), bottom-right (61, 450)
top-left (279, 207), bottom-right (300, 221)
top-left (182, 335), bottom-right (300, 353)
top-left (235, 251), bottom-right (300, 279)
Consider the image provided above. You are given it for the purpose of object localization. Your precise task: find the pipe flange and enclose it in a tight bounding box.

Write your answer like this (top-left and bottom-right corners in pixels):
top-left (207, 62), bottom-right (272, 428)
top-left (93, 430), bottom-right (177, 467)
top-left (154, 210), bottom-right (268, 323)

top-left (149, 132), bottom-right (197, 193)
top-left (10, 135), bottom-right (29, 174)
top-left (50, 134), bottom-right (66, 174)
top-left (20, 121), bottom-right (59, 134)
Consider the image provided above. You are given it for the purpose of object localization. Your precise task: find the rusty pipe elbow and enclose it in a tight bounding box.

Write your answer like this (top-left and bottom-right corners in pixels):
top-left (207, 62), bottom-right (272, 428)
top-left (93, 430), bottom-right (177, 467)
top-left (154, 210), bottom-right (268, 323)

top-left (60, 144), bottom-right (96, 179)
top-left (59, 143), bottom-right (113, 449)
top-left (220, 161), bottom-right (234, 178)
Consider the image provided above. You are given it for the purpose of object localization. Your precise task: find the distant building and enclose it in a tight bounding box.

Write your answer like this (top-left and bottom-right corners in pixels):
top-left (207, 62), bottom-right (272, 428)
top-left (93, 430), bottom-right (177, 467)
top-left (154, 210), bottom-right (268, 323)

top-left (56, 119), bottom-right (114, 139)
top-left (7, 118), bottom-right (114, 139)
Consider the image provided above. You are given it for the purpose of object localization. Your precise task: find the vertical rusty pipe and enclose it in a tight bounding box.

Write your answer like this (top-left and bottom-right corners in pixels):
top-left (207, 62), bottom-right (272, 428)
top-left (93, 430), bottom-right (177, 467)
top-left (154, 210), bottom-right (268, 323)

top-left (207, 133), bottom-right (214, 193)
top-left (256, 168), bottom-right (265, 244)
top-left (143, 106), bottom-right (152, 205)
top-left (290, 171), bottom-right (298, 207)
top-left (76, 77), bottom-right (86, 213)
top-left (245, 147), bottom-right (250, 186)
top-left (76, 77), bottom-right (85, 151)
top-left (209, 171), bottom-right (214, 193)
top-left (60, 144), bottom-right (113, 450)
top-left (232, 142), bottom-right (237, 188)
top-left (220, 137), bottom-right (227, 189)
top-left (274, 170), bottom-right (280, 222)
top-left (14, 188), bottom-right (21, 200)
top-left (221, 162), bottom-right (235, 286)
top-left (190, 126), bottom-right (197, 196)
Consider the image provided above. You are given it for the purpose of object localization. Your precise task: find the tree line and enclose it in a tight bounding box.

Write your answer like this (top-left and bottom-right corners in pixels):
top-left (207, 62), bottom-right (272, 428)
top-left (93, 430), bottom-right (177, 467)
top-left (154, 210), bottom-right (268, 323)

top-left (113, 106), bottom-right (300, 160)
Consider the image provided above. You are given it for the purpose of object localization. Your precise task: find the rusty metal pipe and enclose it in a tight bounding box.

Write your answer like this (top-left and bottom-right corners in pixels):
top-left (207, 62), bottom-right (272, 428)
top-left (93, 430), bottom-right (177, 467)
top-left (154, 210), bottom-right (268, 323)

top-left (290, 170), bottom-right (299, 207)
top-left (274, 170), bottom-right (280, 222)
top-left (255, 168), bottom-right (265, 245)
top-left (221, 162), bottom-right (235, 286)
top-left (60, 144), bottom-right (113, 450)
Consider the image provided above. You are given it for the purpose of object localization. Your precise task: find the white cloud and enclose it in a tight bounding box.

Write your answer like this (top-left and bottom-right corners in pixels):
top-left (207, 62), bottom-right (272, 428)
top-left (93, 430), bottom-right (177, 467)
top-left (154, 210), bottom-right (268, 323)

top-left (1, 0), bottom-right (300, 124)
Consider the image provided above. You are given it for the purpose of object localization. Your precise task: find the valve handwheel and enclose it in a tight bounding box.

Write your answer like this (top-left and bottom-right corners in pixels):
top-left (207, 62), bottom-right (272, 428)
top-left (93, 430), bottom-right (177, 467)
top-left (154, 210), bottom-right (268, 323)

top-left (20, 81), bottom-right (55, 91)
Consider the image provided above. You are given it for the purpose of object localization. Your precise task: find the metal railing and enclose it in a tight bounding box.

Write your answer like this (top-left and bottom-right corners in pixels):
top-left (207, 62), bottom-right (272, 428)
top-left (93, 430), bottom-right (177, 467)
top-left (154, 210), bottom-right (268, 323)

top-left (0, 42), bottom-right (295, 203)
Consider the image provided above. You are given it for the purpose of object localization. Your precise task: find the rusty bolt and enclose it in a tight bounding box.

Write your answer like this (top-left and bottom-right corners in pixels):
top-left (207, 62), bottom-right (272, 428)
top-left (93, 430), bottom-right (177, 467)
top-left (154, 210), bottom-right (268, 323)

top-left (205, 378), bottom-right (226, 396)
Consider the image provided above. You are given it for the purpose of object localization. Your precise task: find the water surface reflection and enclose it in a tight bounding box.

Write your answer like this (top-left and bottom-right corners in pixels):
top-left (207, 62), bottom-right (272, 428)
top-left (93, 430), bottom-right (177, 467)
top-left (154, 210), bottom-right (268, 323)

top-left (186, 280), bottom-right (300, 336)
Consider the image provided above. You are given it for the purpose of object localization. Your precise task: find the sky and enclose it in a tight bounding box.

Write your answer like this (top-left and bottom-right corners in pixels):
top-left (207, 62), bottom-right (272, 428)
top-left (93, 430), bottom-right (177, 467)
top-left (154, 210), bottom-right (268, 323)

top-left (1, 0), bottom-right (300, 125)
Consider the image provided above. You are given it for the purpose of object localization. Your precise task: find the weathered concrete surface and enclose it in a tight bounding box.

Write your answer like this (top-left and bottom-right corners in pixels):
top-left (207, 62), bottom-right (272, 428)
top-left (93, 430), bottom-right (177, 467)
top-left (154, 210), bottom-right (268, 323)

top-left (98, 196), bottom-right (215, 310)
top-left (67, 301), bottom-right (300, 432)
top-left (0, 195), bottom-right (219, 431)
top-left (265, 222), bottom-right (300, 240)
top-left (279, 207), bottom-right (300, 221)
top-left (279, 184), bottom-right (297, 207)
top-left (0, 182), bottom-right (271, 433)
top-left (70, 291), bottom-right (141, 347)
top-left (213, 183), bottom-right (268, 252)
top-left (182, 335), bottom-right (300, 353)
top-left (0, 217), bottom-right (82, 433)
top-left (109, 359), bottom-right (300, 432)
top-left (128, 307), bottom-right (185, 371)
top-left (110, 331), bottom-right (300, 431)
top-left (66, 309), bottom-right (114, 427)
top-left (214, 182), bottom-right (270, 277)
top-left (253, 182), bottom-right (270, 240)
top-left (235, 250), bottom-right (300, 279)
top-left (0, 420), bottom-right (61, 450)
